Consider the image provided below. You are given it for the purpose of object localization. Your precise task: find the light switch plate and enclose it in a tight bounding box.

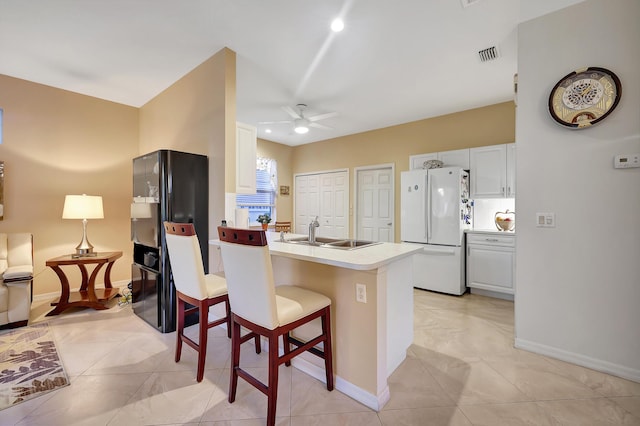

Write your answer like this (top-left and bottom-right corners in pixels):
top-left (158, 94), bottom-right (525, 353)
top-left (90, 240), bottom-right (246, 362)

top-left (536, 212), bottom-right (555, 228)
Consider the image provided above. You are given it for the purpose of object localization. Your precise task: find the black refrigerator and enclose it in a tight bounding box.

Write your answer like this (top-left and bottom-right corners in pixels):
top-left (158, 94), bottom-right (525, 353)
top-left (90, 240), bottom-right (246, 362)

top-left (130, 150), bottom-right (208, 333)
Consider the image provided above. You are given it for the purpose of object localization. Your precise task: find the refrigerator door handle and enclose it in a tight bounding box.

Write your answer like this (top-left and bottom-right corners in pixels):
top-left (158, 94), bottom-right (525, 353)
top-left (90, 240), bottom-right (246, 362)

top-left (426, 174), bottom-right (432, 241)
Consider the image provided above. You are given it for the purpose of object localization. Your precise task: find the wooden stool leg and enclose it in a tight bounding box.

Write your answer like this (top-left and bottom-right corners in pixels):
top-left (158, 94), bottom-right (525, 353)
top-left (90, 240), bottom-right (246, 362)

top-left (224, 298), bottom-right (231, 339)
top-left (229, 317), bottom-right (241, 403)
top-left (283, 332), bottom-right (291, 366)
top-left (196, 299), bottom-right (208, 382)
top-left (267, 333), bottom-right (280, 426)
top-left (175, 297), bottom-right (185, 362)
top-left (322, 306), bottom-right (334, 391)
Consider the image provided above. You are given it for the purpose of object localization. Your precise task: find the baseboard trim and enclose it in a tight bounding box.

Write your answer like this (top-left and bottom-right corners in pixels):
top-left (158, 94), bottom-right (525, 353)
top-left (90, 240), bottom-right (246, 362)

top-left (291, 356), bottom-right (389, 411)
top-left (515, 337), bottom-right (640, 383)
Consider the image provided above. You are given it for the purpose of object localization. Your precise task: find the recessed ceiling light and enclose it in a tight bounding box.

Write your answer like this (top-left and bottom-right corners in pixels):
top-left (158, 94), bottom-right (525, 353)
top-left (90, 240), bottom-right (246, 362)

top-left (265, 129), bottom-right (272, 133)
top-left (331, 18), bottom-right (344, 32)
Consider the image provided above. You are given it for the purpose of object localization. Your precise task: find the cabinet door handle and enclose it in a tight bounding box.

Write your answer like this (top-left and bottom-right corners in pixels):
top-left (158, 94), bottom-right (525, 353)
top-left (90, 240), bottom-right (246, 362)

top-left (501, 187), bottom-right (505, 196)
top-left (467, 246), bottom-right (470, 257)
top-left (485, 238), bottom-right (499, 242)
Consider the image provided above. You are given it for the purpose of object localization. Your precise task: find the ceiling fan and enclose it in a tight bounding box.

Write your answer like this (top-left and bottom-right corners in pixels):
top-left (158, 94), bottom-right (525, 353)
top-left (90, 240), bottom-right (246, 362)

top-left (259, 104), bottom-right (338, 134)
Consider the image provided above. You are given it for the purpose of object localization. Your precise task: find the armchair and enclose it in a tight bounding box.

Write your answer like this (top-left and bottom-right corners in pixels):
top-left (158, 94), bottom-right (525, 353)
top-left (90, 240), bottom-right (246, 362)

top-left (0, 233), bottom-right (34, 329)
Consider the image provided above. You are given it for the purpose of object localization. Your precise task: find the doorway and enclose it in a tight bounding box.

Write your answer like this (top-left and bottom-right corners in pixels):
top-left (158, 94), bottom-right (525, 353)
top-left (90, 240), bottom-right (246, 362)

top-left (354, 164), bottom-right (395, 242)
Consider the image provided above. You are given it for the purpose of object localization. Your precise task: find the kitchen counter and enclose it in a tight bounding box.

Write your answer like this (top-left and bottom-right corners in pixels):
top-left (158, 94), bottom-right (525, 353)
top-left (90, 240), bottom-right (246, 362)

top-left (210, 232), bottom-right (422, 411)
top-left (264, 231), bottom-right (422, 270)
top-left (466, 229), bottom-right (516, 236)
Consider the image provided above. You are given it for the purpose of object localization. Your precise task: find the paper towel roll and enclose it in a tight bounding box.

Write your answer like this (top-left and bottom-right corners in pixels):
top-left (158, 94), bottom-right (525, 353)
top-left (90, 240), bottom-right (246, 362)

top-left (235, 208), bottom-right (249, 229)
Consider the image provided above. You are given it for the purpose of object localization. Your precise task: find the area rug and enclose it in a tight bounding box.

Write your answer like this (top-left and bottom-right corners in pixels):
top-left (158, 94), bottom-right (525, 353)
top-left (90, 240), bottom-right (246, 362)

top-left (0, 322), bottom-right (69, 410)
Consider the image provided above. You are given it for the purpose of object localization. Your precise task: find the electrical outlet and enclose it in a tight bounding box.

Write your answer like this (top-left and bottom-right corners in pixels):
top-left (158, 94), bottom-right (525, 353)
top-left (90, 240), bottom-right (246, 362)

top-left (356, 283), bottom-right (367, 303)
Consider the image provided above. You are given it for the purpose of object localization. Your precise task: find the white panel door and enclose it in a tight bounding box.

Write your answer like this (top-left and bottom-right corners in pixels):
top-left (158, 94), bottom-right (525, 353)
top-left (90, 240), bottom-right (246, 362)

top-left (295, 171), bottom-right (347, 238)
top-left (294, 174), bottom-right (320, 235)
top-left (319, 171), bottom-right (348, 238)
top-left (356, 167), bottom-right (394, 242)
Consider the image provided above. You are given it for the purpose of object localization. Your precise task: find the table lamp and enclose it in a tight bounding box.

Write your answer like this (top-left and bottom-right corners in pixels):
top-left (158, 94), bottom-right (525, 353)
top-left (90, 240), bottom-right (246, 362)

top-left (62, 194), bottom-right (104, 257)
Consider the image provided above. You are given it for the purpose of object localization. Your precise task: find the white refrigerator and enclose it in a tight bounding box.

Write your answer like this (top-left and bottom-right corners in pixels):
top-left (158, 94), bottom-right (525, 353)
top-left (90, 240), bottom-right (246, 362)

top-left (401, 167), bottom-right (472, 295)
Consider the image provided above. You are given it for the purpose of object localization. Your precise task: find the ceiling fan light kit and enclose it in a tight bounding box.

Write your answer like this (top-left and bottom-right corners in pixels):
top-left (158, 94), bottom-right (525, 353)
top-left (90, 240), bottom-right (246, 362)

top-left (259, 103), bottom-right (337, 135)
top-left (294, 118), bottom-right (310, 134)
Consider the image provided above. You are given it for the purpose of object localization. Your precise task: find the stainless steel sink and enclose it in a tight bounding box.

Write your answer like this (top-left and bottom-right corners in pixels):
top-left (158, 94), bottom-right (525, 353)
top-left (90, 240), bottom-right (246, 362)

top-left (282, 236), bottom-right (381, 250)
top-left (323, 240), bottom-right (382, 249)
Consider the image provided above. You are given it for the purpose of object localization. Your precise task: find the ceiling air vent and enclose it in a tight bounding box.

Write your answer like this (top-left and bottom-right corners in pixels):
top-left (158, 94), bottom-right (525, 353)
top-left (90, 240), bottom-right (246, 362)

top-left (478, 46), bottom-right (499, 62)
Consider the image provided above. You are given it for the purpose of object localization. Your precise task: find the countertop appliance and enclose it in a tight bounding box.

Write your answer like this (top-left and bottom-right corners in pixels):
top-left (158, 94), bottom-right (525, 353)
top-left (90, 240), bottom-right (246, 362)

top-left (401, 167), bottom-right (472, 295)
top-left (130, 150), bottom-right (208, 333)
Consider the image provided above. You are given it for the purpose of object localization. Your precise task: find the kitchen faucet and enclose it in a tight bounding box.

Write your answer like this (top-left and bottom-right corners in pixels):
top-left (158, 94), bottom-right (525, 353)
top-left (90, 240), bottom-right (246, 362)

top-left (308, 216), bottom-right (320, 244)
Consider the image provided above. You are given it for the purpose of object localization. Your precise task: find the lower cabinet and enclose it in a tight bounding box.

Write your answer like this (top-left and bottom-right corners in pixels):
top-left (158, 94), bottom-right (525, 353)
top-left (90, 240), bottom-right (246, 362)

top-left (466, 232), bottom-right (515, 299)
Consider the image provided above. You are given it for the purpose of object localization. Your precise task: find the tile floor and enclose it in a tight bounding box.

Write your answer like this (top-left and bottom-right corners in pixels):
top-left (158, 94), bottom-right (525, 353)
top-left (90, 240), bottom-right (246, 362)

top-left (2, 289), bottom-right (640, 425)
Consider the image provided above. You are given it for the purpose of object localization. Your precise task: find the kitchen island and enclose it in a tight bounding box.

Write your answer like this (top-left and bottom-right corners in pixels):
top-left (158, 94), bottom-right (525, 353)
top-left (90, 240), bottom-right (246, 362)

top-left (211, 232), bottom-right (422, 411)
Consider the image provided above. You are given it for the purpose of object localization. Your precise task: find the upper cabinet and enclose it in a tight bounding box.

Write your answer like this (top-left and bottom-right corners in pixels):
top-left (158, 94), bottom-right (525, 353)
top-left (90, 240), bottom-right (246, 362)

top-left (410, 153), bottom-right (437, 170)
top-left (409, 148), bottom-right (470, 170)
top-left (437, 148), bottom-right (470, 169)
top-left (236, 122), bottom-right (257, 194)
top-left (470, 143), bottom-right (515, 198)
top-left (506, 143), bottom-right (516, 198)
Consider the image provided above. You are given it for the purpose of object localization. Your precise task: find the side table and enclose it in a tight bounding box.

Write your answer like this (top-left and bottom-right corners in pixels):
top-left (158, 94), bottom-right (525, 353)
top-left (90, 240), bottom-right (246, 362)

top-left (46, 251), bottom-right (123, 316)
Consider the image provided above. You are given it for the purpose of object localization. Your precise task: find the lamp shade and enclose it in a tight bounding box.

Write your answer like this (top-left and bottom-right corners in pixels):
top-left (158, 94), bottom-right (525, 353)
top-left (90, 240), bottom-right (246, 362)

top-left (62, 195), bottom-right (104, 220)
top-left (130, 202), bottom-right (152, 219)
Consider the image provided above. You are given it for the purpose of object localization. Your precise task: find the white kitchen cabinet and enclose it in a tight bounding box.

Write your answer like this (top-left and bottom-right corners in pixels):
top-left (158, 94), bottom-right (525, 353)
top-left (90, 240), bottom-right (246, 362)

top-left (506, 143), bottom-right (516, 198)
top-left (438, 148), bottom-right (470, 169)
top-left (466, 232), bottom-right (515, 299)
top-left (409, 153), bottom-right (437, 170)
top-left (409, 148), bottom-right (470, 170)
top-left (469, 143), bottom-right (515, 198)
top-left (235, 122), bottom-right (257, 194)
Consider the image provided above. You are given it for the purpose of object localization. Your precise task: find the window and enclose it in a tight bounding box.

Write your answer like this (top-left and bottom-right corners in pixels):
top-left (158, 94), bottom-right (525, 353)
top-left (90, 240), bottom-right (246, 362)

top-left (236, 158), bottom-right (277, 224)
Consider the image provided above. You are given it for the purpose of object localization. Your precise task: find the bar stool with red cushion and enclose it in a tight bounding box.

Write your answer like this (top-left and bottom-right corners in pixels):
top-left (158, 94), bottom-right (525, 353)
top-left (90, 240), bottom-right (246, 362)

top-left (163, 222), bottom-right (232, 382)
top-left (217, 226), bottom-right (334, 426)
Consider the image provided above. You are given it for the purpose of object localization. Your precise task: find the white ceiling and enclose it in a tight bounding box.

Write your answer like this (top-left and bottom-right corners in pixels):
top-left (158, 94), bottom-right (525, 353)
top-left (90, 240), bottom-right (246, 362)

top-left (0, 0), bottom-right (584, 146)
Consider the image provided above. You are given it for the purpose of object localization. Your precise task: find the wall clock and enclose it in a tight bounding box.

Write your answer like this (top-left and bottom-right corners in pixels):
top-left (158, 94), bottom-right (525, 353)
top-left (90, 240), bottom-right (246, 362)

top-left (548, 66), bottom-right (621, 129)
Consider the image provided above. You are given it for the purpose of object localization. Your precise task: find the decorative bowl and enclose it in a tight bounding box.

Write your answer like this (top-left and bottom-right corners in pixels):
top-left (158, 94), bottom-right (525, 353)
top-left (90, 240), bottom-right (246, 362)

top-left (423, 159), bottom-right (443, 169)
top-left (494, 210), bottom-right (515, 231)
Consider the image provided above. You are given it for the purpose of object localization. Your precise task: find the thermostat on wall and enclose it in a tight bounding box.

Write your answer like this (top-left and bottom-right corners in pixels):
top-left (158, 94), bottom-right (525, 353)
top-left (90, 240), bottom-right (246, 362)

top-left (614, 153), bottom-right (640, 169)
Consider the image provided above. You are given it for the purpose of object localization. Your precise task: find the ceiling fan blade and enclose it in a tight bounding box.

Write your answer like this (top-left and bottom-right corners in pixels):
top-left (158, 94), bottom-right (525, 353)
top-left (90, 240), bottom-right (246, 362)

top-left (308, 111), bottom-right (338, 122)
top-left (310, 122), bottom-right (333, 130)
top-left (281, 105), bottom-right (301, 119)
top-left (258, 120), bottom-right (292, 125)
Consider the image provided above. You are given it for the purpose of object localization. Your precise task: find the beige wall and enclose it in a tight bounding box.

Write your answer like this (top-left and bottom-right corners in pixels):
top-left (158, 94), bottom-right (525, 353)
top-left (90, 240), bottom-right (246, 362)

top-left (139, 48), bottom-right (235, 265)
top-left (257, 138), bottom-right (294, 223)
top-left (0, 74), bottom-right (139, 295)
top-left (262, 101), bottom-right (515, 240)
top-left (0, 47), bottom-right (234, 297)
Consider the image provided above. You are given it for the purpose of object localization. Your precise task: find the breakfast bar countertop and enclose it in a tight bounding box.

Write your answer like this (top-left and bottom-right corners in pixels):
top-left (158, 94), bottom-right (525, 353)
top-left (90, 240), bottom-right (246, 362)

top-left (210, 231), bottom-right (423, 271)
